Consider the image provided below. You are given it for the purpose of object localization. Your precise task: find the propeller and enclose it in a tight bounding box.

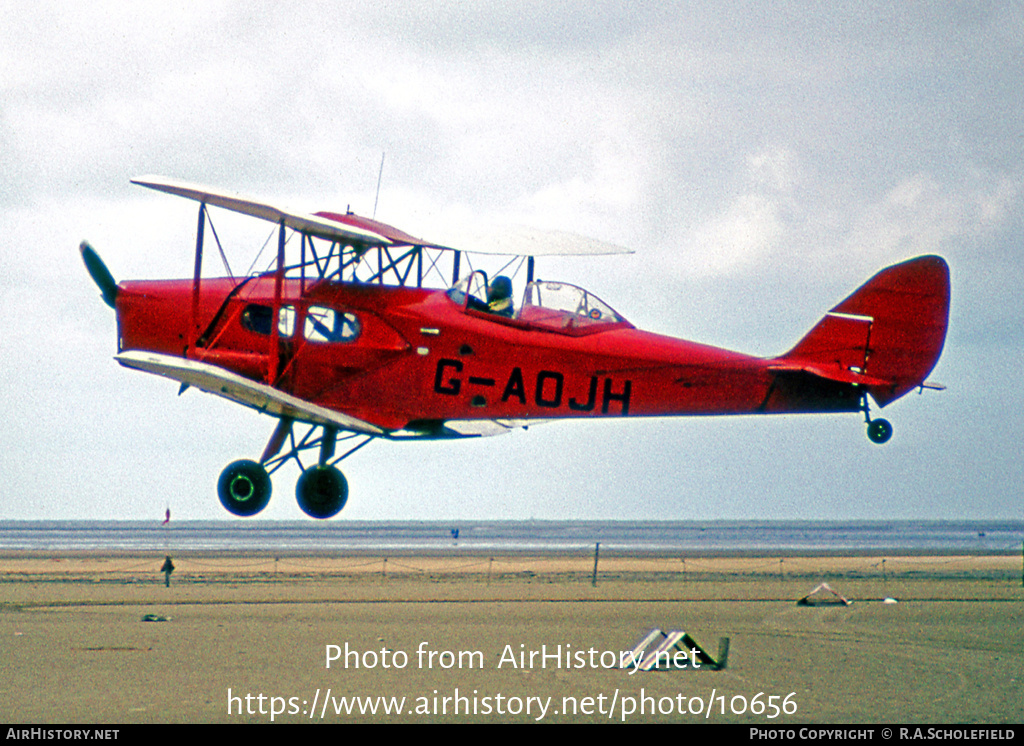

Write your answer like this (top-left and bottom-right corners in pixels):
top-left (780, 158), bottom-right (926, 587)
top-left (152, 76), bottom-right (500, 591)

top-left (80, 241), bottom-right (119, 309)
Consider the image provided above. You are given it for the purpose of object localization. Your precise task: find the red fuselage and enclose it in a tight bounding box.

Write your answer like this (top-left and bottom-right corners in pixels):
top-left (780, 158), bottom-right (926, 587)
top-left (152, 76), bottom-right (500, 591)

top-left (115, 273), bottom-right (877, 434)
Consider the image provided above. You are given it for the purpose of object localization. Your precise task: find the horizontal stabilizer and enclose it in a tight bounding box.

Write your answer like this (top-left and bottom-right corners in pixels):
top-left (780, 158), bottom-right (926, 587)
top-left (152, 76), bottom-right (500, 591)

top-left (766, 361), bottom-right (890, 387)
top-left (116, 350), bottom-right (385, 436)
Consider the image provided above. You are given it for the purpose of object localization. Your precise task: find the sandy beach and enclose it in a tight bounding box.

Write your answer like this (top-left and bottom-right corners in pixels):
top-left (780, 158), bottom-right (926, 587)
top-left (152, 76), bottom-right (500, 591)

top-left (1, 551), bottom-right (1021, 723)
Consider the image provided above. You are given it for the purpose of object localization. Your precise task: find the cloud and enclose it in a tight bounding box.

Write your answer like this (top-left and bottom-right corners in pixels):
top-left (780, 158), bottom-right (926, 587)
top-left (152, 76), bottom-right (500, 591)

top-left (654, 147), bottom-right (800, 277)
top-left (845, 172), bottom-right (1022, 263)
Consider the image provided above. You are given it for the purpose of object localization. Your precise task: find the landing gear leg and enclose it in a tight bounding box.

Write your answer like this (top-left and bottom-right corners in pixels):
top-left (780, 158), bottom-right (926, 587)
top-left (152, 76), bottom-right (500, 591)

top-left (295, 426), bottom-right (348, 519)
top-left (861, 395), bottom-right (893, 445)
top-left (217, 422), bottom-right (373, 519)
top-left (272, 424), bottom-right (372, 519)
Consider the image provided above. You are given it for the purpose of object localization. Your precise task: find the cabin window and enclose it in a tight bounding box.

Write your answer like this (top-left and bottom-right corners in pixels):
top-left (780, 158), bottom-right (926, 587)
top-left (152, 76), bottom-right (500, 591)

top-left (241, 304), bottom-right (295, 337)
top-left (277, 305), bottom-right (296, 337)
top-left (304, 306), bottom-right (361, 343)
top-left (241, 304), bottom-right (272, 335)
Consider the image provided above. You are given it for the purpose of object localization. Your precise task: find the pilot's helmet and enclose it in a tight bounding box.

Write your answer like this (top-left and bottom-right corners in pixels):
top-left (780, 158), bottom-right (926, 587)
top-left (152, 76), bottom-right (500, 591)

top-left (489, 275), bottom-right (513, 300)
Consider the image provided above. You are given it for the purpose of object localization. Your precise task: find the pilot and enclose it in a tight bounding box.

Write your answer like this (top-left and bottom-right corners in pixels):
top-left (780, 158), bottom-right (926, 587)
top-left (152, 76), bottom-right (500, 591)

top-left (487, 276), bottom-right (514, 317)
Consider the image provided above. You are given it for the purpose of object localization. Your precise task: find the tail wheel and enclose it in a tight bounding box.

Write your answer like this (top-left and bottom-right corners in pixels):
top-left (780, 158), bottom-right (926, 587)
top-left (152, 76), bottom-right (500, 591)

top-left (867, 418), bottom-right (893, 444)
top-left (218, 460), bottom-right (272, 516)
top-left (296, 465), bottom-right (348, 519)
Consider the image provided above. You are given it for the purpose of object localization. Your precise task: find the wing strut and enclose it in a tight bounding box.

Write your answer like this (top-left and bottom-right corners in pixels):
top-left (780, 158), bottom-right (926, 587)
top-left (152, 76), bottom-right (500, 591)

top-left (189, 203), bottom-right (206, 354)
top-left (269, 219), bottom-right (286, 385)
top-left (452, 250), bottom-right (461, 285)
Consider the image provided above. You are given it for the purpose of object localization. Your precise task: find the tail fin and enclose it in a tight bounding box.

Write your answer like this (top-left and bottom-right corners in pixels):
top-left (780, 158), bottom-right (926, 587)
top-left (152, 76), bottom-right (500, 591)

top-left (777, 255), bottom-right (950, 407)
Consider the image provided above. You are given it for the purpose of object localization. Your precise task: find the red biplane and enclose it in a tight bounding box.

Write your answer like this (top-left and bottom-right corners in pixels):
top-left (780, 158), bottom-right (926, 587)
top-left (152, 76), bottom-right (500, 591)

top-left (82, 177), bottom-right (950, 519)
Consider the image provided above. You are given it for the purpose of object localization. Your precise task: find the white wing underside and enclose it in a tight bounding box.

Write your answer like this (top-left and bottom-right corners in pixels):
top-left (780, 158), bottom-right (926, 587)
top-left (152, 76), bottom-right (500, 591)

top-left (115, 350), bottom-right (385, 436)
top-left (116, 350), bottom-right (543, 439)
top-left (434, 419), bottom-right (546, 437)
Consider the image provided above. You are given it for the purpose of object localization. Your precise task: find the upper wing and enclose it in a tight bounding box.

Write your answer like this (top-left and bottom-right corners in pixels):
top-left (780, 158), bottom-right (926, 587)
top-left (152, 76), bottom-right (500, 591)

top-left (405, 223), bottom-right (633, 257)
top-left (133, 175), bottom-right (632, 257)
top-left (115, 350), bottom-right (386, 436)
top-left (131, 176), bottom-right (393, 247)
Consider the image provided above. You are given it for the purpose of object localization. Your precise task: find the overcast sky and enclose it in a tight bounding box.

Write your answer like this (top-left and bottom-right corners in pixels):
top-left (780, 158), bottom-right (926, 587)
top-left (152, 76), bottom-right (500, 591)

top-left (1, 1), bottom-right (1021, 522)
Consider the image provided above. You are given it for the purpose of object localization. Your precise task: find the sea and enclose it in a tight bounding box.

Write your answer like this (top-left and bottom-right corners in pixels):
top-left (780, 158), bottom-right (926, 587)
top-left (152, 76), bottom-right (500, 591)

top-left (0, 520), bottom-right (1022, 554)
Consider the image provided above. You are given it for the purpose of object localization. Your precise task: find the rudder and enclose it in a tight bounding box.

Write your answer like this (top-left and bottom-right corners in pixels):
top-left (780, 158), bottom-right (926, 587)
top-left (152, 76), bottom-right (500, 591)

top-left (780, 255), bottom-right (950, 407)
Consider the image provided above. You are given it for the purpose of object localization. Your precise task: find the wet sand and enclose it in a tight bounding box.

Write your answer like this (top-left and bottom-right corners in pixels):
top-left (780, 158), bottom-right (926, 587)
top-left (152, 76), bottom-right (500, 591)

top-left (1, 552), bottom-right (1021, 723)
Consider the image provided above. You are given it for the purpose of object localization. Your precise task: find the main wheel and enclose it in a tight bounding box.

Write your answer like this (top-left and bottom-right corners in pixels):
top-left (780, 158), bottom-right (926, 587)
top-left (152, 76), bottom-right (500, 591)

top-left (867, 418), bottom-right (893, 444)
top-left (217, 460), bottom-right (272, 516)
top-left (296, 465), bottom-right (348, 519)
